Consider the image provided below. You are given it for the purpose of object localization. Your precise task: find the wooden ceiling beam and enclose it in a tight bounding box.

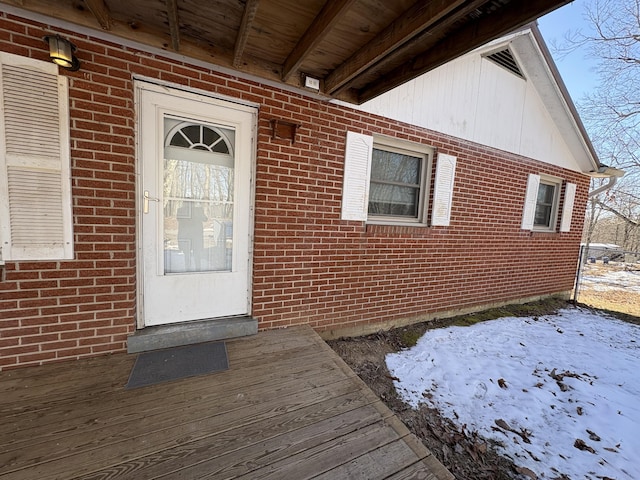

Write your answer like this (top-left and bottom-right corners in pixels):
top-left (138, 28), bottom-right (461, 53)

top-left (324, 0), bottom-right (468, 95)
top-left (165, 0), bottom-right (180, 51)
top-left (357, 0), bottom-right (572, 103)
top-left (354, 0), bottom-right (488, 88)
top-left (233, 0), bottom-right (260, 68)
top-left (1, 0), bottom-right (295, 89)
top-left (281, 0), bottom-right (357, 82)
top-left (84, 0), bottom-right (112, 30)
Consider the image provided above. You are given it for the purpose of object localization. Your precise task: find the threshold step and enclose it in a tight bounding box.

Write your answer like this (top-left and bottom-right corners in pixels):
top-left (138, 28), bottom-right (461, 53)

top-left (127, 316), bottom-right (258, 353)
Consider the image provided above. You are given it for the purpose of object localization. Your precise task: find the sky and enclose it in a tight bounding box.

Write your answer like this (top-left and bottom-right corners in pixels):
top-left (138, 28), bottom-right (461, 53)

top-left (537, 0), bottom-right (600, 102)
top-left (386, 303), bottom-right (640, 479)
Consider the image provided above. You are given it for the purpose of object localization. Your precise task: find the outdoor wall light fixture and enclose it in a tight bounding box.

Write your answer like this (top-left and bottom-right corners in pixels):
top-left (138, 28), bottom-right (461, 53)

top-left (44, 35), bottom-right (80, 71)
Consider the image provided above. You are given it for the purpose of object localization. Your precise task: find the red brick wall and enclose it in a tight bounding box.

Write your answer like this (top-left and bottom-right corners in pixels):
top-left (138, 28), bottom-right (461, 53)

top-left (0, 13), bottom-right (589, 370)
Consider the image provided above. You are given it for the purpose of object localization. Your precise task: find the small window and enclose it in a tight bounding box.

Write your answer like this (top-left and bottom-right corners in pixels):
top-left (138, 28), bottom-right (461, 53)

top-left (533, 178), bottom-right (560, 230)
top-left (169, 123), bottom-right (231, 154)
top-left (521, 174), bottom-right (564, 232)
top-left (534, 182), bottom-right (556, 227)
top-left (367, 139), bottom-right (431, 224)
top-left (341, 132), bottom-right (439, 225)
top-left (369, 146), bottom-right (423, 218)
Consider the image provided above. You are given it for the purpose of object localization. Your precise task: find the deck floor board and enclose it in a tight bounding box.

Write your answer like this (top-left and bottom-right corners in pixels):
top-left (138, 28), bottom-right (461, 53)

top-left (0, 325), bottom-right (453, 480)
top-left (1, 349), bottom-right (340, 443)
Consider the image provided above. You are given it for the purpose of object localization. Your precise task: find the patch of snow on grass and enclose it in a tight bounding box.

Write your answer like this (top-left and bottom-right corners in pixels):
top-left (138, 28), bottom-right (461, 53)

top-left (386, 308), bottom-right (640, 479)
top-left (581, 263), bottom-right (640, 293)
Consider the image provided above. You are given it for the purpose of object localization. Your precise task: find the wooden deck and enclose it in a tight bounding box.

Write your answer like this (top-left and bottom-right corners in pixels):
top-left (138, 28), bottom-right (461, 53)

top-left (0, 325), bottom-right (453, 480)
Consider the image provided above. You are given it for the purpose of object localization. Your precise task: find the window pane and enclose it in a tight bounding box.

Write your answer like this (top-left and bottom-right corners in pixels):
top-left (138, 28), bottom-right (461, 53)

top-left (537, 183), bottom-right (555, 204)
top-left (370, 149), bottom-right (420, 184)
top-left (534, 204), bottom-right (552, 226)
top-left (369, 183), bottom-right (418, 216)
top-left (163, 119), bottom-right (235, 274)
top-left (368, 147), bottom-right (422, 218)
top-left (202, 126), bottom-right (218, 146)
top-left (534, 183), bottom-right (556, 227)
top-left (163, 159), bottom-right (234, 273)
top-left (170, 131), bottom-right (191, 148)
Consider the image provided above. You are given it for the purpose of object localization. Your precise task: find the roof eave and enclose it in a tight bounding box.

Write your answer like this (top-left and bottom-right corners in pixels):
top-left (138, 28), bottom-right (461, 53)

top-left (528, 23), bottom-right (601, 173)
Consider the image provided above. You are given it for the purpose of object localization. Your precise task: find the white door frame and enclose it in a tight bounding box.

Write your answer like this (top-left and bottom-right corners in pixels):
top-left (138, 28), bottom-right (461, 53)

top-left (134, 79), bottom-right (257, 329)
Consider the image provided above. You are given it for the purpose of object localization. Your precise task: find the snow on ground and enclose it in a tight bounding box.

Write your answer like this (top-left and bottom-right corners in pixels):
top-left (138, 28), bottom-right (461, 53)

top-left (580, 263), bottom-right (640, 293)
top-left (386, 309), bottom-right (640, 479)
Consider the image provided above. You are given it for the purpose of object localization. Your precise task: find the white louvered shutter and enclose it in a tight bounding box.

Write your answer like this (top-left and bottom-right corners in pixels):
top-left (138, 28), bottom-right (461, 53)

top-left (559, 183), bottom-right (576, 232)
top-left (0, 53), bottom-right (73, 261)
top-left (521, 173), bottom-right (540, 230)
top-left (431, 153), bottom-right (457, 227)
top-left (341, 131), bottom-right (373, 221)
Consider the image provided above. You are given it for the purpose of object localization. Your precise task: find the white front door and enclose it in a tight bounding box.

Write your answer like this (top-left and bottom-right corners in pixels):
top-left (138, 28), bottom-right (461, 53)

top-left (137, 82), bottom-right (256, 327)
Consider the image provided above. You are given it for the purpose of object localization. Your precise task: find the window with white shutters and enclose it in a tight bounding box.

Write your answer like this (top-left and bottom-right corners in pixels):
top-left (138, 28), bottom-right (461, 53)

top-left (0, 52), bottom-right (73, 262)
top-left (521, 173), bottom-right (573, 232)
top-left (342, 133), bottom-right (441, 226)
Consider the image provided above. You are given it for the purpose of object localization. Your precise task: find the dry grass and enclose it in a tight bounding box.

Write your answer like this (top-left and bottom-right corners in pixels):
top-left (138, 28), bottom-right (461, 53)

top-left (579, 289), bottom-right (640, 317)
top-left (577, 262), bottom-right (640, 317)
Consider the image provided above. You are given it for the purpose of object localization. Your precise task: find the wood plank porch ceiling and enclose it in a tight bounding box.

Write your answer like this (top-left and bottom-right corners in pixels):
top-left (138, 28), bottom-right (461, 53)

top-left (3, 0), bottom-right (570, 103)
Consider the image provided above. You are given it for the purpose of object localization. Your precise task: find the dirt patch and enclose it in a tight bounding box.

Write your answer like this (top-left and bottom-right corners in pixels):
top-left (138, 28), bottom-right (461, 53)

top-left (327, 297), bottom-right (573, 480)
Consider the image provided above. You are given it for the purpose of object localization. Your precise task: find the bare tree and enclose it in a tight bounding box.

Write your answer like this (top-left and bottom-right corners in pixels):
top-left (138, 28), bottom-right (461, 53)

top-left (583, 195), bottom-right (603, 248)
top-left (573, 0), bottom-right (640, 174)
top-left (555, 0), bottom-right (640, 250)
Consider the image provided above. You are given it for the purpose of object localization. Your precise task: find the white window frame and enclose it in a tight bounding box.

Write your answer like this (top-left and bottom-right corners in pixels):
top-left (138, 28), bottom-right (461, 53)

top-left (367, 136), bottom-right (433, 226)
top-left (341, 133), bottom-right (459, 228)
top-left (533, 175), bottom-right (562, 231)
top-left (521, 173), bottom-right (574, 233)
top-left (340, 132), bottom-right (434, 226)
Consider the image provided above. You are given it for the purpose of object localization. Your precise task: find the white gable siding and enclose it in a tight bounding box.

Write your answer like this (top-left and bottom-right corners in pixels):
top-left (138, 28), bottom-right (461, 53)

top-left (473, 57), bottom-right (527, 154)
top-left (410, 54), bottom-right (480, 138)
top-left (519, 83), bottom-right (555, 161)
top-left (519, 78), bottom-right (575, 170)
top-left (355, 36), bottom-right (585, 174)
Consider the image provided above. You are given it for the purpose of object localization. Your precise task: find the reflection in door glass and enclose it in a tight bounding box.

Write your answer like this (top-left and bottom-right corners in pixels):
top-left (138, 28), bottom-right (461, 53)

top-left (162, 118), bottom-right (235, 274)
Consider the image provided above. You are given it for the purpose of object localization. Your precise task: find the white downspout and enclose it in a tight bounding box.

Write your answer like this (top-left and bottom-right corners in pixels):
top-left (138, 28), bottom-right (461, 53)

top-left (589, 176), bottom-right (619, 197)
top-left (587, 165), bottom-right (625, 197)
top-left (575, 165), bottom-right (625, 303)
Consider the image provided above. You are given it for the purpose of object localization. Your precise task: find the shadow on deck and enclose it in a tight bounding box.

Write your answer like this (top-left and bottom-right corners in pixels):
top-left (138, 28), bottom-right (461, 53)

top-left (0, 325), bottom-right (453, 479)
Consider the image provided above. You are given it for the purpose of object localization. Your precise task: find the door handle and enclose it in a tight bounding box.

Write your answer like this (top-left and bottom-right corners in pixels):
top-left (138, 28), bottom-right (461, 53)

top-left (143, 190), bottom-right (160, 214)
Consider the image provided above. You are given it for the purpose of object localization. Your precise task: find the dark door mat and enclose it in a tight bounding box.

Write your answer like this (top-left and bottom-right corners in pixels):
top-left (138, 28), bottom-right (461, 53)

top-left (126, 341), bottom-right (229, 389)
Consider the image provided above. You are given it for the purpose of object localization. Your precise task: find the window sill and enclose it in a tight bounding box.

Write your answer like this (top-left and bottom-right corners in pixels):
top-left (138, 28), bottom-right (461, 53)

top-left (365, 222), bottom-right (433, 236)
top-left (528, 229), bottom-right (560, 238)
top-left (532, 228), bottom-right (557, 234)
top-left (367, 222), bottom-right (429, 228)
top-left (366, 219), bottom-right (428, 228)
